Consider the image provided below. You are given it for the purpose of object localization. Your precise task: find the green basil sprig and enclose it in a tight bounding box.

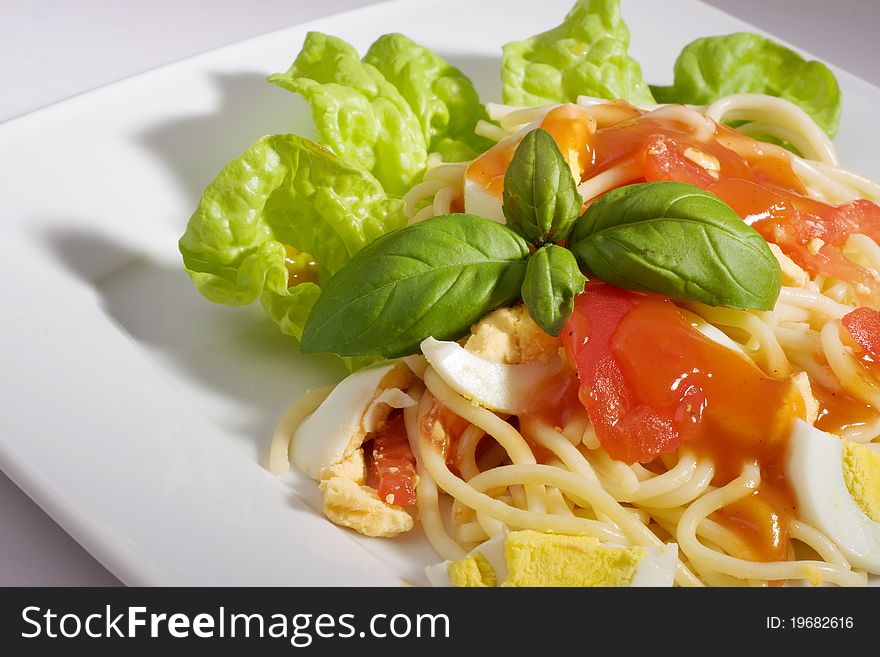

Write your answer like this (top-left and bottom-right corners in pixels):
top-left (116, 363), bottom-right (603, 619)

top-left (298, 158), bottom-right (782, 358)
top-left (502, 128), bottom-right (582, 245)
top-left (299, 214), bottom-right (530, 358)
top-left (522, 245), bottom-right (587, 336)
top-left (570, 181), bottom-right (781, 310)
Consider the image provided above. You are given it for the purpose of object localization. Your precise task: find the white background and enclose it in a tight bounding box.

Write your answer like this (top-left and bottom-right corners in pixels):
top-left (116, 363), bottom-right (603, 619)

top-left (1, 0), bottom-right (877, 585)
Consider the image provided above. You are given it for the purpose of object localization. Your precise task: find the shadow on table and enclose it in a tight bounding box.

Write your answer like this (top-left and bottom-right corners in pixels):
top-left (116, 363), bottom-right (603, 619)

top-left (34, 72), bottom-right (346, 462)
top-left (40, 225), bottom-right (344, 467)
top-left (35, 57), bottom-right (504, 585)
top-left (137, 71), bottom-right (313, 208)
top-left (131, 51), bottom-right (504, 208)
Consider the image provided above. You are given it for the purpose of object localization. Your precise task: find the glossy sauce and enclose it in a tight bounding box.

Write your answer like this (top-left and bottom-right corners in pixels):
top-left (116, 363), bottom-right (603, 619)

top-left (283, 245), bottom-right (320, 285)
top-left (585, 111), bottom-right (799, 188)
top-left (813, 384), bottom-right (877, 435)
top-left (807, 307), bottom-right (880, 433)
top-left (576, 105), bottom-right (880, 302)
top-left (519, 365), bottom-right (583, 464)
top-left (522, 365), bottom-right (581, 430)
top-left (460, 103), bottom-right (880, 567)
top-left (842, 306), bottom-right (880, 364)
top-left (422, 400), bottom-right (470, 460)
top-left (562, 283), bottom-right (804, 562)
top-left (716, 479), bottom-right (796, 563)
top-left (465, 104), bottom-right (594, 197)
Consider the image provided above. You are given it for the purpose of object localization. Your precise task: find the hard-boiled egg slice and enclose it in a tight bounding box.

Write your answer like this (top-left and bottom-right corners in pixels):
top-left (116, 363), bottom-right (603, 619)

top-left (463, 175), bottom-right (506, 224)
top-left (425, 533), bottom-right (508, 587)
top-left (629, 543), bottom-right (679, 587)
top-left (291, 362), bottom-right (409, 480)
top-left (426, 530), bottom-right (677, 587)
top-left (420, 337), bottom-right (560, 414)
top-left (787, 420), bottom-right (880, 574)
top-left (501, 531), bottom-right (676, 587)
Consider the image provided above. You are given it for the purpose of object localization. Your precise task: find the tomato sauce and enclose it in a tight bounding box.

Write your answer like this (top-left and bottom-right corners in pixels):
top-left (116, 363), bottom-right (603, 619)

top-left (460, 102), bottom-right (880, 568)
top-left (516, 365), bottom-right (583, 464)
top-left (562, 282), bottom-right (804, 562)
top-left (421, 399), bottom-right (471, 466)
top-left (465, 104), bottom-right (594, 197)
top-left (842, 306), bottom-right (880, 364)
top-left (716, 477), bottom-right (796, 563)
top-left (813, 384), bottom-right (877, 436)
top-left (521, 366), bottom-right (581, 431)
top-left (807, 307), bottom-right (880, 434)
top-left (577, 104), bottom-right (880, 303)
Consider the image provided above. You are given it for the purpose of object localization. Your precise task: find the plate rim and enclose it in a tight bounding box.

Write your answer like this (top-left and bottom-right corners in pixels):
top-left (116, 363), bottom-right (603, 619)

top-left (2, 0), bottom-right (878, 586)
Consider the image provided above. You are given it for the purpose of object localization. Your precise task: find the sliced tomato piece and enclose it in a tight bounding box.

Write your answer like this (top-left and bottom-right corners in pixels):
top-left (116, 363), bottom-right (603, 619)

top-left (639, 133), bottom-right (718, 188)
top-left (749, 198), bottom-right (880, 305)
top-left (369, 412), bottom-right (417, 506)
top-left (562, 283), bottom-right (691, 463)
top-left (638, 132), bottom-right (880, 304)
top-left (562, 282), bottom-right (799, 469)
top-left (842, 306), bottom-right (880, 365)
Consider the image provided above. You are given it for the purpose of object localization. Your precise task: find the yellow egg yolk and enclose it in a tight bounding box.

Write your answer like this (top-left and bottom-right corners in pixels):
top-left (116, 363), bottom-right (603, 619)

top-left (447, 552), bottom-right (496, 587)
top-left (502, 531), bottom-right (644, 587)
top-left (842, 442), bottom-right (880, 523)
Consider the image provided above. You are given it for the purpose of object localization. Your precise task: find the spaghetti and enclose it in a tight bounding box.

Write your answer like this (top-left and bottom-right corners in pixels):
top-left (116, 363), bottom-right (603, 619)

top-left (276, 93), bottom-right (880, 587)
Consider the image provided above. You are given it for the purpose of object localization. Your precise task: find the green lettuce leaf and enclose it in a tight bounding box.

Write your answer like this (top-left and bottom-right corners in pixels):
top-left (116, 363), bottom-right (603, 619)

top-left (651, 33), bottom-right (842, 138)
top-left (501, 0), bottom-right (655, 106)
top-left (268, 32), bottom-right (427, 196)
top-left (363, 33), bottom-right (493, 162)
top-left (179, 133), bottom-right (406, 340)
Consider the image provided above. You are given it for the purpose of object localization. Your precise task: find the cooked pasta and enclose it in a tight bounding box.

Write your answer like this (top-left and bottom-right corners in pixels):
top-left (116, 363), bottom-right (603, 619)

top-left (278, 92), bottom-right (880, 587)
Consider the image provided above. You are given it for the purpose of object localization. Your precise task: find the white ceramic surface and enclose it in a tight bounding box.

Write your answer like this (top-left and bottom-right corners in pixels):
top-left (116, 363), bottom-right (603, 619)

top-left (2, 0), bottom-right (879, 585)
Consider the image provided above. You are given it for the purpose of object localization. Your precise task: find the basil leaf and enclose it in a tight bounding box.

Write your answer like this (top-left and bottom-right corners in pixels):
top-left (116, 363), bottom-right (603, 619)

top-left (502, 128), bottom-right (582, 245)
top-left (300, 214), bottom-right (530, 358)
top-left (522, 245), bottom-right (587, 336)
top-left (570, 182), bottom-right (781, 310)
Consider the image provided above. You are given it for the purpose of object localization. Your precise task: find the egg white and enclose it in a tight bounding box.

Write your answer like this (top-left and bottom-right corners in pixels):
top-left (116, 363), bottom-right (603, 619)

top-left (425, 533), bottom-right (509, 587)
top-left (290, 362), bottom-right (397, 480)
top-left (787, 420), bottom-right (880, 574)
top-left (463, 177), bottom-right (505, 223)
top-left (420, 337), bottom-right (560, 414)
top-left (425, 534), bottom-right (677, 587)
top-left (630, 544), bottom-right (678, 587)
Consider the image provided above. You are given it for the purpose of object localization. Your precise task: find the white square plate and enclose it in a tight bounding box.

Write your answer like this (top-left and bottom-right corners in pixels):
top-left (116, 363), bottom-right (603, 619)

top-left (2, 0), bottom-right (879, 585)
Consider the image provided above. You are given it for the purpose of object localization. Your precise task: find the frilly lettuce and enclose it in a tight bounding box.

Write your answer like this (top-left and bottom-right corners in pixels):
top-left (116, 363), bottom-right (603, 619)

top-left (363, 33), bottom-right (493, 162)
top-left (270, 32), bottom-right (494, 194)
top-left (181, 1), bottom-right (847, 362)
top-left (651, 33), bottom-right (842, 138)
top-left (501, 0), bottom-right (655, 106)
top-left (182, 32), bottom-right (492, 353)
top-left (268, 32), bottom-right (427, 196)
top-left (179, 134), bottom-right (406, 340)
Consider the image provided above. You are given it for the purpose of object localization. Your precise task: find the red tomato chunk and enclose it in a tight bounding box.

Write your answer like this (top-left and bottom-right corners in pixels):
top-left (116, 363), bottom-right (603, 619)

top-left (369, 412), bottom-right (417, 506)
